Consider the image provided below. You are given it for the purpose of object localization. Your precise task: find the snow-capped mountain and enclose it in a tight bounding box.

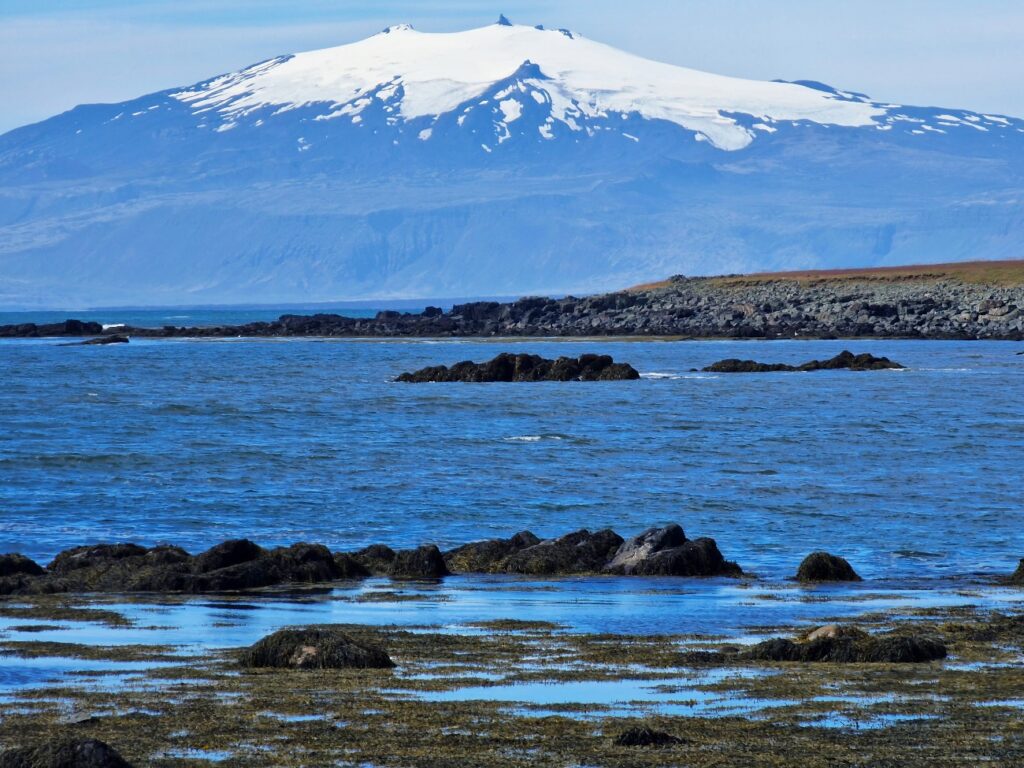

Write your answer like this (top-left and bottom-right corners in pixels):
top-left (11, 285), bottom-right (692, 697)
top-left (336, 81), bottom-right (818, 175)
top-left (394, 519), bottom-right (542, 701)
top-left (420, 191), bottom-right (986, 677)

top-left (1, 18), bottom-right (1022, 307)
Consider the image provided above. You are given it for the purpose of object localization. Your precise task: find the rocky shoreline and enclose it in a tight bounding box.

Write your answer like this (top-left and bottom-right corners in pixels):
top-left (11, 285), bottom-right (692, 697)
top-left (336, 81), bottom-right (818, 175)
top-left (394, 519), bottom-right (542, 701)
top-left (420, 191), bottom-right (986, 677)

top-left (3, 267), bottom-right (1024, 340)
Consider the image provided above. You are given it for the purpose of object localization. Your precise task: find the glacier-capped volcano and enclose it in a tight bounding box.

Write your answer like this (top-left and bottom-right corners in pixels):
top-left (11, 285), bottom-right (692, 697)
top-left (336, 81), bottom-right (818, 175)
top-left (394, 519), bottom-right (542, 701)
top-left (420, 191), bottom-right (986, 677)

top-left (1, 18), bottom-right (1022, 307)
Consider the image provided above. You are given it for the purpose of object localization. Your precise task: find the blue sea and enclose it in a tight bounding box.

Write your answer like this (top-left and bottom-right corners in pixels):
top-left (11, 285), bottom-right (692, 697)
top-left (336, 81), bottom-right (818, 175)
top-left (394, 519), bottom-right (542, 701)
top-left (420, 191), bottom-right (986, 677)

top-left (0, 335), bottom-right (1021, 584)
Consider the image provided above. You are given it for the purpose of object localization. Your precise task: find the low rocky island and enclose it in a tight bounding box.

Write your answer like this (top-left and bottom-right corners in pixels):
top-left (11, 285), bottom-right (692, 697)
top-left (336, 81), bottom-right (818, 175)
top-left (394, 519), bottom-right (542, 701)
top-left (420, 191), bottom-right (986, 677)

top-left (702, 350), bottom-right (904, 373)
top-left (396, 352), bottom-right (640, 382)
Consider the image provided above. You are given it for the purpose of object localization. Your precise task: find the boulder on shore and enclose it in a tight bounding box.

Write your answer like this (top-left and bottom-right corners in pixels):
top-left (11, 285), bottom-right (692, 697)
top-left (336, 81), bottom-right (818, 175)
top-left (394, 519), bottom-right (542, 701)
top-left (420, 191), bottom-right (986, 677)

top-left (0, 738), bottom-right (133, 768)
top-left (396, 352), bottom-right (640, 382)
top-left (612, 726), bottom-right (683, 747)
top-left (703, 350), bottom-right (903, 373)
top-left (239, 627), bottom-right (395, 670)
top-left (795, 551), bottom-right (862, 582)
top-left (604, 524), bottom-right (742, 577)
top-left (741, 626), bottom-right (946, 664)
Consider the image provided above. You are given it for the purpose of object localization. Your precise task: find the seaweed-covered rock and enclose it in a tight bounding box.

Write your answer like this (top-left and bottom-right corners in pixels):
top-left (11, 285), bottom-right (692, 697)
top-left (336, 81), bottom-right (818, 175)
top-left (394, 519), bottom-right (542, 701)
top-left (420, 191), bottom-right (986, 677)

top-left (704, 351), bottom-right (904, 373)
top-left (396, 353), bottom-right (640, 382)
top-left (269, 543), bottom-right (342, 582)
top-left (604, 525), bottom-right (741, 577)
top-left (741, 627), bottom-right (946, 663)
top-left (333, 552), bottom-right (372, 579)
top-left (192, 539), bottom-right (264, 573)
top-left (1006, 559), bottom-right (1024, 585)
top-left (351, 544), bottom-right (397, 575)
top-left (795, 552), bottom-right (862, 582)
top-left (500, 529), bottom-right (624, 575)
top-left (444, 531), bottom-right (540, 573)
top-left (0, 553), bottom-right (45, 578)
top-left (240, 627), bottom-right (395, 670)
top-left (0, 738), bottom-right (132, 768)
top-left (612, 726), bottom-right (682, 747)
top-left (388, 545), bottom-right (450, 579)
top-left (47, 544), bottom-right (149, 576)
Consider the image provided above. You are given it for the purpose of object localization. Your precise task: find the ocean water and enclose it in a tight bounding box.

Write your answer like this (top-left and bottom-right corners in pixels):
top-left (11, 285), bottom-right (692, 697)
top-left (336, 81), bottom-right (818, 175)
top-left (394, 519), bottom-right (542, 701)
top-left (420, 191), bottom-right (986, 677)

top-left (0, 337), bottom-right (1021, 583)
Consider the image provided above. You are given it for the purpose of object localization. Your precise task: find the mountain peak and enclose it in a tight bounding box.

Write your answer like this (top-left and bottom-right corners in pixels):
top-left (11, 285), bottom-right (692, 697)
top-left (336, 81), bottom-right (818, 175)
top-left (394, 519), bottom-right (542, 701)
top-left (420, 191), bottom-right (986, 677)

top-left (381, 23), bottom-right (414, 34)
top-left (496, 14), bottom-right (513, 26)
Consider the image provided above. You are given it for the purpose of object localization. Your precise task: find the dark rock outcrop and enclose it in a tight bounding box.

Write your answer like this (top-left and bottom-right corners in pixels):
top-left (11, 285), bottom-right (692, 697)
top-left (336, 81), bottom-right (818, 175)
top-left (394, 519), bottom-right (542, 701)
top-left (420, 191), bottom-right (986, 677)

top-left (388, 544), bottom-right (451, 579)
top-left (704, 351), bottom-right (904, 373)
top-left (0, 738), bottom-right (132, 768)
top-left (351, 544), bottom-right (397, 575)
top-left (1006, 559), bottom-right (1024, 585)
top-left (396, 353), bottom-right (640, 382)
top-left (58, 335), bottom-right (129, 347)
top-left (500, 529), bottom-right (625, 575)
top-left (604, 524), bottom-right (742, 577)
top-left (239, 627), bottom-right (395, 670)
top-left (444, 531), bottom-right (541, 573)
top-left (612, 726), bottom-right (683, 747)
top-left (741, 627), bottom-right (946, 664)
top-left (0, 553), bottom-right (45, 578)
top-left (795, 552), bottom-right (862, 582)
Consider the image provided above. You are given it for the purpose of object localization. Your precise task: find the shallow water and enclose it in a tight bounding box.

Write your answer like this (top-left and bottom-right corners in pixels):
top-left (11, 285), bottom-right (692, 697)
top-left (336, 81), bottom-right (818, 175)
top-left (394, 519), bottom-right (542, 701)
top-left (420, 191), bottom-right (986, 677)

top-left (0, 338), bottom-right (1022, 584)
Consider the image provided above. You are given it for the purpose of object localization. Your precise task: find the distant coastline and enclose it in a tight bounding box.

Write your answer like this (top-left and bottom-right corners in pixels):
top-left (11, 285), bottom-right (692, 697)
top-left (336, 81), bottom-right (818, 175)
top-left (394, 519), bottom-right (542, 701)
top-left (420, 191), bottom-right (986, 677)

top-left (3, 260), bottom-right (1023, 341)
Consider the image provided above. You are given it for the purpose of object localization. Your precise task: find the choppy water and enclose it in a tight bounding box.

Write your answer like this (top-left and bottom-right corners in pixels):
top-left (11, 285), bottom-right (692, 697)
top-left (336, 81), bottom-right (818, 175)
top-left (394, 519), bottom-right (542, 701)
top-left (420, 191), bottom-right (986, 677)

top-left (0, 337), bottom-right (1022, 582)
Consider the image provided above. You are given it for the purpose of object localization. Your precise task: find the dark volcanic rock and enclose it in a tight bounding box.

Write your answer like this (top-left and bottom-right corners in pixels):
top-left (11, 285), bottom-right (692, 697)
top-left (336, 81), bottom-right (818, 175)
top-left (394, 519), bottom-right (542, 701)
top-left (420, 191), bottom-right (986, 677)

top-left (604, 524), bottom-right (741, 577)
top-left (795, 551), bottom-right (862, 582)
top-left (444, 531), bottom-right (541, 573)
top-left (193, 539), bottom-right (264, 573)
top-left (333, 553), bottom-right (372, 579)
top-left (500, 529), bottom-right (624, 575)
top-left (59, 335), bottom-right (129, 346)
top-left (704, 350), bottom-right (903, 373)
top-left (396, 352), bottom-right (640, 382)
top-left (388, 544), bottom-right (451, 579)
top-left (1006, 559), bottom-right (1024, 585)
top-left (351, 544), bottom-right (397, 575)
top-left (0, 738), bottom-right (133, 768)
top-left (612, 726), bottom-right (683, 747)
top-left (239, 627), bottom-right (395, 670)
top-left (741, 627), bottom-right (946, 664)
top-left (0, 553), bottom-right (45, 578)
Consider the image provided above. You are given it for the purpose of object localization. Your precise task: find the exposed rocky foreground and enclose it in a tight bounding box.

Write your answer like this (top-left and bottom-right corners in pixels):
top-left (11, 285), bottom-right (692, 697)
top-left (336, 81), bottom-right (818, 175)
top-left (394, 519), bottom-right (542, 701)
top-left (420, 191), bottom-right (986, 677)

top-left (702, 350), bottom-right (903, 373)
top-left (3, 262), bottom-right (1024, 340)
top-left (396, 353), bottom-right (640, 382)
top-left (0, 603), bottom-right (1020, 767)
top-left (0, 525), bottom-right (740, 596)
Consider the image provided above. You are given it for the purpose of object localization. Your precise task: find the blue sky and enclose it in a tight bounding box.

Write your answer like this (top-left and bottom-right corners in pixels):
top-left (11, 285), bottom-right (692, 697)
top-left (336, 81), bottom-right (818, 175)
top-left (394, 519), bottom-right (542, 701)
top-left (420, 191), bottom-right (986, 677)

top-left (3, 1), bottom-right (1023, 134)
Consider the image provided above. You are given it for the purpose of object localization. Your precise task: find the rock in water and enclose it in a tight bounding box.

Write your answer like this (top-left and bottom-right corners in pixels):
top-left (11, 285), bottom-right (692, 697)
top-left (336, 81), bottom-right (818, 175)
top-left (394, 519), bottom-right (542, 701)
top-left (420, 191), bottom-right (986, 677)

top-left (500, 529), bottom-right (625, 574)
top-left (240, 627), bottom-right (395, 669)
top-left (612, 726), bottom-right (683, 747)
top-left (396, 352), bottom-right (640, 382)
top-left (0, 553), bottom-right (45, 578)
top-left (0, 738), bottom-right (133, 768)
top-left (795, 551), bottom-right (862, 582)
top-left (703, 350), bottom-right (903, 373)
top-left (58, 335), bottom-right (130, 346)
top-left (444, 531), bottom-right (541, 573)
top-left (604, 525), bottom-right (742, 577)
top-left (388, 544), bottom-right (451, 579)
top-left (1006, 559), bottom-right (1024, 585)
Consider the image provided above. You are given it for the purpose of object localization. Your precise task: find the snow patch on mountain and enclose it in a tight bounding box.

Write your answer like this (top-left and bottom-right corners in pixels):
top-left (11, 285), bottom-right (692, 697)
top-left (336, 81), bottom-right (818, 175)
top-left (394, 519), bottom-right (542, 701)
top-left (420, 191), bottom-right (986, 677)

top-left (172, 20), bottom-right (886, 150)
